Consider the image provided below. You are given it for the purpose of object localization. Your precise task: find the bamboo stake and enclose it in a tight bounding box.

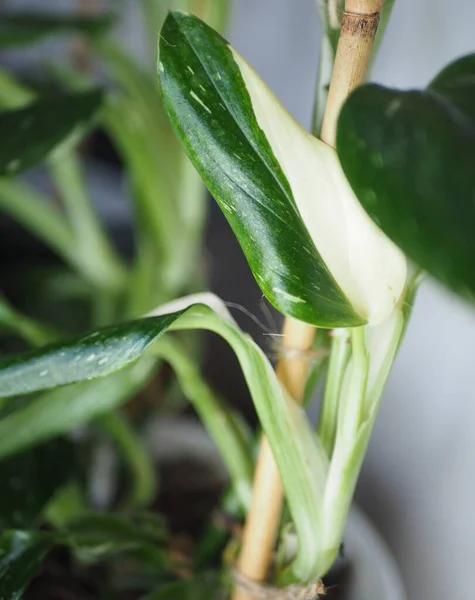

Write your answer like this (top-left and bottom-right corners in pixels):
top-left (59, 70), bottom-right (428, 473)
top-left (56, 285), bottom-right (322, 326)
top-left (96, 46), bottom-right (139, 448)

top-left (321, 0), bottom-right (382, 146)
top-left (232, 2), bottom-right (383, 598)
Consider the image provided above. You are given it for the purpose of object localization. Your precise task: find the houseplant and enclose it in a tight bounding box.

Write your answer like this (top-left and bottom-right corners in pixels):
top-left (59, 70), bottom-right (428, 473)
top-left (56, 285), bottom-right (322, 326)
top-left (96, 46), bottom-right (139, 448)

top-left (1, 0), bottom-right (474, 598)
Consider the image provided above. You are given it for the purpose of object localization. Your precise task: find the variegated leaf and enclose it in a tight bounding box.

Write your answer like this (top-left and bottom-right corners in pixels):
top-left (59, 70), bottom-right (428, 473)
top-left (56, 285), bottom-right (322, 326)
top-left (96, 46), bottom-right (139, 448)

top-left (0, 293), bottom-right (329, 580)
top-left (158, 12), bottom-right (406, 327)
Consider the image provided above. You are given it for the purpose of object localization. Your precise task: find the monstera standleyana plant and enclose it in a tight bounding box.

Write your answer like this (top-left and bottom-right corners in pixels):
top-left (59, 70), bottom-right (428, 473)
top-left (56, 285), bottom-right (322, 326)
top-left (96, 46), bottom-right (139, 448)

top-left (1, 2), bottom-right (474, 599)
top-left (156, 10), bottom-right (411, 585)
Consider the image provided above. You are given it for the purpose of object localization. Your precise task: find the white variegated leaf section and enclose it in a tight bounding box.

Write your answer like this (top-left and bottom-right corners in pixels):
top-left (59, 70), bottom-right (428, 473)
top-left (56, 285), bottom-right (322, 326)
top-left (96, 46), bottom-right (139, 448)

top-left (232, 49), bottom-right (407, 325)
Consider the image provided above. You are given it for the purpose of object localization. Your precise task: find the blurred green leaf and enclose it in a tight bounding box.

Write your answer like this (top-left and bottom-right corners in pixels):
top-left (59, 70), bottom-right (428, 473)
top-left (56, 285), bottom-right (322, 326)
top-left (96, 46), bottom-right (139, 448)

top-left (143, 573), bottom-right (226, 600)
top-left (0, 293), bottom-right (329, 581)
top-left (0, 511), bottom-right (168, 600)
top-left (140, 0), bottom-right (230, 70)
top-left (100, 410), bottom-right (158, 508)
top-left (0, 359), bottom-right (155, 460)
top-left (0, 68), bottom-right (34, 109)
top-left (0, 295), bottom-right (57, 346)
top-left (48, 150), bottom-right (127, 296)
top-left (0, 12), bottom-right (113, 48)
top-left (44, 483), bottom-right (87, 528)
top-left (0, 438), bottom-right (75, 529)
top-left (154, 337), bottom-right (253, 510)
top-left (0, 71), bottom-right (126, 295)
top-left (337, 53), bottom-right (475, 301)
top-left (0, 530), bottom-right (52, 600)
top-left (0, 178), bottom-right (123, 293)
top-left (63, 511), bottom-right (168, 564)
top-left (99, 42), bottom-right (192, 310)
top-left (0, 90), bottom-right (102, 176)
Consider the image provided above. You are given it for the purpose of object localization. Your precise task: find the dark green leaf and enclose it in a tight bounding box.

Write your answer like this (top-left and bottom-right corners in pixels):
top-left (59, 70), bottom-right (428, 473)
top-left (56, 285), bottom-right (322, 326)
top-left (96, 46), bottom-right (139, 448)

top-left (0, 91), bottom-right (102, 176)
top-left (63, 512), bottom-right (168, 564)
top-left (0, 530), bottom-right (52, 600)
top-left (0, 439), bottom-right (75, 529)
top-left (429, 53), bottom-right (475, 122)
top-left (337, 53), bottom-right (475, 301)
top-left (0, 360), bottom-right (155, 461)
top-left (0, 12), bottom-right (113, 48)
top-left (0, 295), bottom-right (329, 580)
top-left (143, 573), bottom-right (226, 600)
top-left (0, 514), bottom-right (167, 600)
top-left (0, 295), bottom-right (58, 347)
top-left (56, 512), bottom-right (172, 578)
top-left (0, 314), bottom-right (180, 399)
top-left (158, 12), bottom-right (363, 327)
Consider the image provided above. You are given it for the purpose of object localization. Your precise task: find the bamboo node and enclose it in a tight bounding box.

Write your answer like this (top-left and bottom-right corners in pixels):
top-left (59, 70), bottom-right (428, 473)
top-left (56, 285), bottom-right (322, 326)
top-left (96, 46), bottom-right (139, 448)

top-left (271, 341), bottom-right (329, 364)
top-left (341, 11), bottom-right (380, 37)
top-left (232, 567), bottom-right (326, 600)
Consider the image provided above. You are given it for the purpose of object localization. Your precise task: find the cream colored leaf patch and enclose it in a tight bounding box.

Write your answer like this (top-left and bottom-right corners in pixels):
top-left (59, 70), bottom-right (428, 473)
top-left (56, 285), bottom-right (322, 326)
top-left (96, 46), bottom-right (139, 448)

top-left (231, 49), bottom-right (407, 325)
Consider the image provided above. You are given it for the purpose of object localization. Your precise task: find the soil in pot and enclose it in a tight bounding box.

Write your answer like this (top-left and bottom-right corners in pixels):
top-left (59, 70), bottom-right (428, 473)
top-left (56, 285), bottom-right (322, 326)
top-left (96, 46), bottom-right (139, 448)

top-left (23, 436), bottom-right (355, 599)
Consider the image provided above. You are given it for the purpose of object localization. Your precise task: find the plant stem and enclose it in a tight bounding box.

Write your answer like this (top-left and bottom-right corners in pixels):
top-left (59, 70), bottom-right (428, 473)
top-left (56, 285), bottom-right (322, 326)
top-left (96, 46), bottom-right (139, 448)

top-left (49, 152), bottom-right (127, 296)
top-left (232, 1), bottom-right (383, 594)
top-left (233, 318), bottom-right (315, 598)
top-left (153, 336), bottom-right (254, 511)
top-left (0, 295), bottom-right (58, 347)
top-left (100, 409), bottom-right (157, 508)
top-left (318, 329), bottom-right (350, 457)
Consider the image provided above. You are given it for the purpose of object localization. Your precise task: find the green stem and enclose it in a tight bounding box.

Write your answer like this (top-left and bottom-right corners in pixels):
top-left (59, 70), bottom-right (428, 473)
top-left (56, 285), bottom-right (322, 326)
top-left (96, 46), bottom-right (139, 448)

top-left (0, 178), bottom-right (75, 264)
top-left (315, 326), bottom-right (370, 577)
top-left (371, 0), bottom-right (396, 65)
top-left (312, 32), bottom-right (335, 136)
top-left (49, 151), bottom-right (127, 295)
top-left (340, 327), bottom-right (369, 438)
top-left (100, 410), bottom-right (157, 508)
top-left (317, 328), bottom-right (350, 457)
top-left (0, 296), bottom-right (58, 347)
top-left (0, 67), bottom-right (125, 296)
top-left (153, 336), bottom-right (254, 511)
top-left (155, 302), bottom-right (328, 582)
top-left (0, 178), bottom-right (123, 294)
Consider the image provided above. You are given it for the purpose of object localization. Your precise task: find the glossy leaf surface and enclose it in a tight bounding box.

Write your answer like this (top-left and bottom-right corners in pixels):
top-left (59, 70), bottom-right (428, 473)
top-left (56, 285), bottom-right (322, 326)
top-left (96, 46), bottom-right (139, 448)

top-left (0, 361), bottom-right (154, 460)
top-left (0, 91), bottom-right (102, 176)
top-left (0, 293), bottom-right (329, 580)
top-left (0, 439), bottom-right (75, 529)
top-left (337, 53), bottom-right (475, 300)
top-left (158, 12), bottom-right (405, 327)
top-left (0, 12), bottom-right (112, 48)
top-left (0, 531), bottom-right (52, 600)
top-left (0, 315), bottom-right (178, 398)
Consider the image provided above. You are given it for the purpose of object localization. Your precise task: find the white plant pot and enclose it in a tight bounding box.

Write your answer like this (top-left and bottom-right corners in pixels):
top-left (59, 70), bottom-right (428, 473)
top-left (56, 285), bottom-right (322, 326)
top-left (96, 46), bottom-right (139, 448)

top-left (146, 417), bottom-right (406, 600)
top-left (344, 507), bottom-right (406, 600)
